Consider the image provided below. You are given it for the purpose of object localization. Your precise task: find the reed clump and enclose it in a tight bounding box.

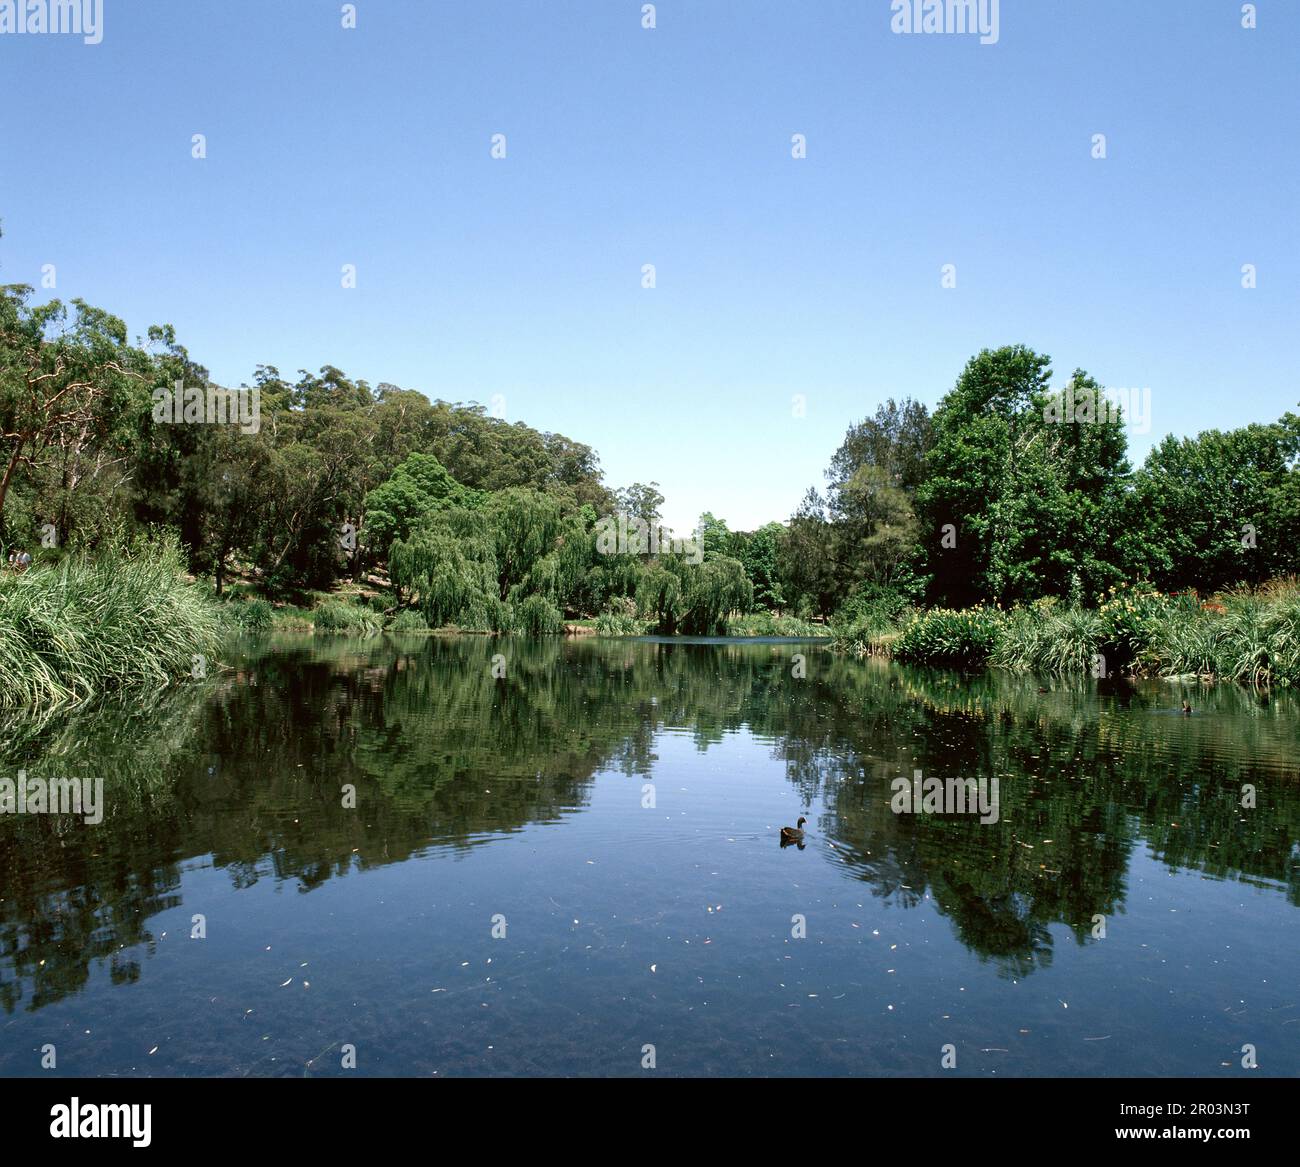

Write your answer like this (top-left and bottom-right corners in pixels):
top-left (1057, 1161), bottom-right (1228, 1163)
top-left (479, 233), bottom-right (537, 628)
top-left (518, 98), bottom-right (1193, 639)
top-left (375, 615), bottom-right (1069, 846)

top-left (0, 536), bottom-right (226, 709)
top-left (834, 578), bottom-right (1300, 686)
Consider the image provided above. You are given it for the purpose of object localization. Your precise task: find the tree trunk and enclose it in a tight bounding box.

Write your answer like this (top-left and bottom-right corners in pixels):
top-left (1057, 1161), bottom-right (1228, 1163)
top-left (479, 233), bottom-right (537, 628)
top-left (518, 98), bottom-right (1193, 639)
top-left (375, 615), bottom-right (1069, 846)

top-left (0, 441), bottom-right (24, 520)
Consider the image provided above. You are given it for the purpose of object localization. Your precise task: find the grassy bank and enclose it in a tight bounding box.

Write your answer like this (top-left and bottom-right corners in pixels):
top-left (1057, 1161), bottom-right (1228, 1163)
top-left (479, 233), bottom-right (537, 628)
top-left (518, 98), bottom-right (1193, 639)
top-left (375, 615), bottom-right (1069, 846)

top-left (221, 586), bottom-right (825, 640)
top-left (0, 539), bottom-right (227, 709)
top-left (831, 580), bottom-right (1300, 686)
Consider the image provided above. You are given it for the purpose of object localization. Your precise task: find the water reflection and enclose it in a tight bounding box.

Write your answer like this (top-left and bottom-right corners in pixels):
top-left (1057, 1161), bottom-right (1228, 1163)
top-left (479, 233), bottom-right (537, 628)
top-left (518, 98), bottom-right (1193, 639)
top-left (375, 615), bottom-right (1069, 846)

top-left (1, 635), bottom-right (1296, 1025)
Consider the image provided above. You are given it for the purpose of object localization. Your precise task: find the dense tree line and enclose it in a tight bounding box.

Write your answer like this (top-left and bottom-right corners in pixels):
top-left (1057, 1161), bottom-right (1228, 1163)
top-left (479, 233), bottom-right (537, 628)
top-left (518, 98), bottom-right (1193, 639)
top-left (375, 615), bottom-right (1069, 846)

top-left (4, 269), bottom-right (1297, 628)
top-left (788, 345), bottom-right (1300, 620)
top-left (1, 283), bottom-right (613, 597)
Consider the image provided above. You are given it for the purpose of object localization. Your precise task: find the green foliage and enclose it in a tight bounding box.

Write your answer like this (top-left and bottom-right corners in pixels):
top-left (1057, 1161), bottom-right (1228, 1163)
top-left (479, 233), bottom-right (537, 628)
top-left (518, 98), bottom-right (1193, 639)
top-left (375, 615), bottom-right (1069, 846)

top-left (740, 521), bottom-right (786, 610)
top-left (1128, 423), bottom-right (1300, 593)
top-left (364, 452), bottom-right (480, 553)
top-left (614, 481), bottom-right (664, 527)
top-left (680, 556), bottom-right (754, 634)
top-left (389, 514), bottom-right (502, 631)
top-left (725, 611), bottom-right (820, 637)
top-left (595, 596), bottom-right (645, 636)
top-left (0, 534), bottom-right (225, 708)
top-left (696, 512), bottom-right (735, 561)
top-left (312, 601), bottom-right (381, 636)
top-left (992, 600), bottom-right (1103, 674)
top-left (6, 273), bottom-right (1299, 656)
top-left (851, 581), bottom-right (1300, 686)
top-left (630, 555), bottom-right (753, 635)
top-left (390, 608), bottom-right (429, 632)
top-left (234, 598), bottom-right (274, 632)
top-left (510, 593), bottom-right (564, 636)
top-left (778, 488), bottom-right (840, 620)
top-left (892, 607), bottom-right (1004, 669)
top-left (0, 277), bottom-right (612, 595)
top-left (914, 350), bottom-right (1132, 606)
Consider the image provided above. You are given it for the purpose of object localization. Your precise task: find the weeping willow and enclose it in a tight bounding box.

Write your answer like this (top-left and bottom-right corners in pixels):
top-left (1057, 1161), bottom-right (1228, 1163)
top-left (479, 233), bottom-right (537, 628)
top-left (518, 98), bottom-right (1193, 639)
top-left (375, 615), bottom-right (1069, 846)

top-left (389, 519), bottom-right (502, 631)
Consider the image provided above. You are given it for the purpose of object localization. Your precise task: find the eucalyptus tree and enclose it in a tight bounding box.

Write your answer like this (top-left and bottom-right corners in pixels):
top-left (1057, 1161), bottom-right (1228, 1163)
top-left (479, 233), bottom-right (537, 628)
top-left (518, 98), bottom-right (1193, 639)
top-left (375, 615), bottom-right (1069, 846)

top-left (0, 287), bottom-right (154, 538)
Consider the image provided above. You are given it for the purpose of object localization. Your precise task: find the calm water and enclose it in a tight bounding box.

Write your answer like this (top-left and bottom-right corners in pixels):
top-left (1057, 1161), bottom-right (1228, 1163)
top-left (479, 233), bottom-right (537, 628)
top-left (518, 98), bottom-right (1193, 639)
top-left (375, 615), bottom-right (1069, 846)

top-left (1, 636), bottom-right (1296, 1077)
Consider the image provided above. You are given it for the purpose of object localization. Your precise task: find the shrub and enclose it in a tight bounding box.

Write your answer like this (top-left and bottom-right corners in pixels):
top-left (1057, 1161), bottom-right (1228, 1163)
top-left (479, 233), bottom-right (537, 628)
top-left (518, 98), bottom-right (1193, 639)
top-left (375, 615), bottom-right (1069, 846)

top-left (234, 598), bottom-right (274, 632)
top-left (892, 606), bottom-right (1003, 669)
top-left (726, 611), bottom-right (821, 637)
top-left (595, 596), bottom-right (644, 636)
top-left (390, 608), bottom-right (429, 632)
top-left (511, 593), bottom-right (563, 636)
top-left (312, 600), bottom-right (381, 636)
top-left (992, 600), bottom-right (1103, 674)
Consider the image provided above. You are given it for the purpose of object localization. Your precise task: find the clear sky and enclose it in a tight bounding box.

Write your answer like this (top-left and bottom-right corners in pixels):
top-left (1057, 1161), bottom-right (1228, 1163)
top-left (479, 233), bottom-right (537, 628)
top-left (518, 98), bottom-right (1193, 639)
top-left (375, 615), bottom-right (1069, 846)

top-left (2, 0), bottom-right (1297, 533)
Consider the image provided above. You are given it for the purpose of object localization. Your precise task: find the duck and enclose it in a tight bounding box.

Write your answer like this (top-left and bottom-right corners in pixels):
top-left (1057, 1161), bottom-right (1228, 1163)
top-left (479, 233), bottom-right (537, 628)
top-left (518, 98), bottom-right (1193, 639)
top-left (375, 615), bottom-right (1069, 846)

top-left (780, 817), bottom-right (807, 843)
top-left (1181, 700), bottom-right (1193, 715)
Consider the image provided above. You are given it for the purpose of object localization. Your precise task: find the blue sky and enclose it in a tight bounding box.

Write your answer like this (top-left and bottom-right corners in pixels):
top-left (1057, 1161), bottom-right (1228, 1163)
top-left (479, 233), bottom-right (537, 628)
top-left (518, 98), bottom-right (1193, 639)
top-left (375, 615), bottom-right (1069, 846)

top-left (2, 0), bottom-right (1297, 532)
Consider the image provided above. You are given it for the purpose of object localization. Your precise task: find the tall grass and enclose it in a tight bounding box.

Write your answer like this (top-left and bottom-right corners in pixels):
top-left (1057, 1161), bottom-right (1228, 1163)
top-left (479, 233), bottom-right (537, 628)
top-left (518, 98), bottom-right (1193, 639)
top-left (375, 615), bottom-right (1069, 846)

top-left (595, 596), bottom-right (646, 636)
top-left (311, 600), bottom-right (382, 636)
top-left (390, 607), bottom-right (430, 632)
top-left (725, 611), bottom-right (823, 637)
top-left (992, 600), bottom-right (1103, 674)
top-left (0, 537), bottom-right (225, 709)
top-left (1204, 583), bottom-right (1300, 685)
top-left (836, 579), bottom-right (1300, 686)
top-left (231, 597), bottom-right (274, 632)
top-left (829, 609), bottom-right (909, 656)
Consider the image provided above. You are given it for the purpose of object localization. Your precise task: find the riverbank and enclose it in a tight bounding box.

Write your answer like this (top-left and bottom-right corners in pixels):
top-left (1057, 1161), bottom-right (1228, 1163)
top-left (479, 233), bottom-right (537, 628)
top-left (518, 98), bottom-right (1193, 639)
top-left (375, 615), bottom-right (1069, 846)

top-left (10, 551), bottom-right (1295, 714)
top-left (831, 580), bottom-right (1300, 686)
top-left (225, 590), bottom-right (825, 640)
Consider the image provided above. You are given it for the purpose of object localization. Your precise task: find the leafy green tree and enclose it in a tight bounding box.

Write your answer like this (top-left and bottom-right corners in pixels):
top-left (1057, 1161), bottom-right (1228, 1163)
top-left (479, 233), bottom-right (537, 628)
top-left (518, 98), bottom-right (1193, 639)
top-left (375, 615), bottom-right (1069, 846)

top-left (778, 488), bottom-right (840, 619)
top-left (1131, 421), bottom-right (1300, 592)
top-left (915, 347), bottom-right (1132, 606)
top-left (740, 521), bottom-right (786, 610)
top-left (696, 512), bottom-right (733, 561)
top-left (364, 452), bottom-right (478, 554)
top-left (827, 397), bottom-right (933, 498)
top-left (916, 346), bottom-right (1053, 606)
top-left (0, 289), bottom-right (152, 530)
top-left (1003, 372), bottom-right (1132, 601)
top-left (389, 513), bottom-right (502, 629)
top-left (615, 481), bottom-right (664, 528)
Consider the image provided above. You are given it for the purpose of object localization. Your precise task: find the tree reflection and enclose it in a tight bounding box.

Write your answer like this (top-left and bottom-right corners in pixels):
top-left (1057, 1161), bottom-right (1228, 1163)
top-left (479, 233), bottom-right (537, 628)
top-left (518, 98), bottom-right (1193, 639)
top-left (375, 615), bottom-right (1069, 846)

top-left (0, 635), bottom-right (1295, 1012)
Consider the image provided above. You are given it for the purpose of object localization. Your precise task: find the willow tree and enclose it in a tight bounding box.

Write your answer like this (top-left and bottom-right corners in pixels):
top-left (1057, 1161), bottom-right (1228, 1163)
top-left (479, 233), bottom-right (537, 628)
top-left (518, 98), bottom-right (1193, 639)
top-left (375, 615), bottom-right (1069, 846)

top-left (680, 556), bottom-right (753, 634)
top-left (389, 516), bottom-right (501, 629)
top-left (485, 488), bottom-right (567, 600)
